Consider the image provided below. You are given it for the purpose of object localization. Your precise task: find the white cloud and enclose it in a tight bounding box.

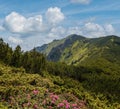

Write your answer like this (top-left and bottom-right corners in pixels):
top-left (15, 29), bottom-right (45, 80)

top-left (67, 27), bottom-right (83, 35)
top-left (63, 22), bottom-right (115, 38)
top-left (3, 7), bottom-right (65, 35)
top-left (84, 22), bottom-right (104, 32)
top-left (70, 0), bottom-right (91, 4)
top-left (4, 12), bottom-right (26, 33)
top-left (104, 24), bottom-right (115, 34)
top-left (48, 26), bottom-right (66, 38)
top-left (46, 7), bottom-right (65, 25)
top-left (4, 12), bottom-right (46, 34)
top-left (83, 22), bottom-right (105, 37)
top-left (8, 36), bottom-right (23, 44)
top-left (24, 15), bottom-right (46, 33)
top-left (82, 22), bottom-right (115, 37)
top-left (47, 23), bottom-right (115, 40)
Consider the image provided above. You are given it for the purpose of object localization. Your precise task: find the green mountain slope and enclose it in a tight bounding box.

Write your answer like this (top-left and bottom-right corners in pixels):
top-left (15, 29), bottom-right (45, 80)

top-left (36, 35), bottom-right (120, 66)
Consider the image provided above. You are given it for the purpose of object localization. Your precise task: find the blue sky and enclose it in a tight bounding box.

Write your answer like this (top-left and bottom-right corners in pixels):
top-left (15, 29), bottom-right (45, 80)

top-left (0, 0), bottom-right (120, 50)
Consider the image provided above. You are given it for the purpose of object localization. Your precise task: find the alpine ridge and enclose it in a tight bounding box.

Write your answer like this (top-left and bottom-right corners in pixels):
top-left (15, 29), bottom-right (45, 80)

top-left (35, 35), bottom-right (120, 66)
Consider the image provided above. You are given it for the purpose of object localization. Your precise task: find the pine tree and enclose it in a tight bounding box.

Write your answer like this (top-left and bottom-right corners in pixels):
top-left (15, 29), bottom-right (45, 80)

top-left (11, 45), bottom-right (22, 67)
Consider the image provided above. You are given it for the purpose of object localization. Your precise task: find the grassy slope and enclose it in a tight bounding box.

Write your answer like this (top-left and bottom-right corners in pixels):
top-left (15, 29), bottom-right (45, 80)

top-left (60, 36), bottom-right (120, 65)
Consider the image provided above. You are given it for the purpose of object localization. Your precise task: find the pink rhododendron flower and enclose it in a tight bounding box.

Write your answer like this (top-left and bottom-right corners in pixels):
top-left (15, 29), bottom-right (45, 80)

top-left (65, 103), bottom-right (70, 109)
top-left (72, 103), bottom-right (77, 107)
top-left (57, 103), bottom-right (64, 108)
top-left (63, 100), bottom-right (68, 103)
top-left (51, 100), bottom-right (55, 104)
top-left (33, 89), bottom-right (39, 95)
top-left (27, 102), bottom-right (31, 106)
top-left (54, 95), bottom-right (59, 100)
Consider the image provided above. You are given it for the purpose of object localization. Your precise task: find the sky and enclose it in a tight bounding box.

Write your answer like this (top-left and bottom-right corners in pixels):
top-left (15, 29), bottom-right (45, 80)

top-left (0, 0), bottom-right (120, 50)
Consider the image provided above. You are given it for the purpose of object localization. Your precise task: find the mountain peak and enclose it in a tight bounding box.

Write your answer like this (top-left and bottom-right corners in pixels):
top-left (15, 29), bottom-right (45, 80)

top-left (66, 34), bottom-right (85, 40)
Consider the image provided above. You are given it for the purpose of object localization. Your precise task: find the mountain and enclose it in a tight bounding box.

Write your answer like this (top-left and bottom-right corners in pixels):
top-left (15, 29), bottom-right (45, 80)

top-left (35, 34), bottom-right (85, 57)
top-left (35, 35), bottom-right (120, 66)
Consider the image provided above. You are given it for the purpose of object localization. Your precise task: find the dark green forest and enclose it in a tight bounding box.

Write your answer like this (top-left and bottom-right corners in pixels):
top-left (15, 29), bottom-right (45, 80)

top-left (0, 37), bottom-right (120, 109)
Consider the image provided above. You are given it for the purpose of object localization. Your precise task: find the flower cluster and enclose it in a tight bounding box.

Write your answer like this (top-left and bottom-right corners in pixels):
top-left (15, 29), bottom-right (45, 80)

top-left (1, 89), bottom-right (87, 109)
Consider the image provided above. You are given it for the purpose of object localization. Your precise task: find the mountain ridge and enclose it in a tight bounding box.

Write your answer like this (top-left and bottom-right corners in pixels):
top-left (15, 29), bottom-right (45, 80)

top-left (35, 34), bottom-right (120, 66)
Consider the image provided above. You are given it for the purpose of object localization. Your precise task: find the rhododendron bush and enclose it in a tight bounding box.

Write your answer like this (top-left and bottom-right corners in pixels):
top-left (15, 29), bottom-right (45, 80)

top-left (1, 89), bottom-right (87, 109)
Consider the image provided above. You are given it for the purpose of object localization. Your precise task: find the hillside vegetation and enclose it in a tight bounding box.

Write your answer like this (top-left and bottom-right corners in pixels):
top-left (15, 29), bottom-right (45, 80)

top-left (0, 37), bottom-right (120, 108)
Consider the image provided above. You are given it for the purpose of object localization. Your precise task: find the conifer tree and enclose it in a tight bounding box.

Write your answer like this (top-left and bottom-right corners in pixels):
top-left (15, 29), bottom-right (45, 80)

top-left (11, 45), bottom-right (22, 67)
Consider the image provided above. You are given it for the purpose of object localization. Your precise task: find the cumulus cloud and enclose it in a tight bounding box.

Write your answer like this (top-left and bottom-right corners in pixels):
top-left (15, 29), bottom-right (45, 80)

top-left (67, 27), bottom-right (83, 35)
top-left (8, 36), bottom-right (23, 44)
top-left (83, 22), bottom-right (105, 37)
top-left (46, 7), bottom-right (65, 25)
top-left (4, 12), bottom-right (26, 33)
top-left (83, 22), bottom-right (115, 37)
top-left (70, 0), bottom-right (91, 4)
top-left (24, 15), bottom-right (47, 33)
top-left (62, 22), bottom-right (115, 38)
top-left (3, 12), bottom-right (46, 34)
top-left (48, 26), bottom-right (66, 38)
top-left (46, 22), bottom-right (115, 39)
top-left (84, 22), bottom-right (104, 32)
top-left (104, 24), bottom-right (115, 34)
top-left (3, 7), bottom-right (65, 35)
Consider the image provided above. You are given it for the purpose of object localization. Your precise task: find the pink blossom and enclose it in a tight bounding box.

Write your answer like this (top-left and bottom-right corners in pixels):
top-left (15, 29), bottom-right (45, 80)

top-left (72, 103), bottom-right (77, 107)
top-left (63, 100), bottom-right (68, 103)
top-left (51, 100), bottom-right (55, 104)
top-left (27, 102), bottom-right (31, 106)
top-left (54, 95), bottom-right (59, 100)
top-left (57, 103), bottom-right (64, 108)
top-left (33, 89), bottom-right (39, 95)
top-left (50, 94), bottom-right (59, 102)
top-left (65, 103), bottom-right (70, 109)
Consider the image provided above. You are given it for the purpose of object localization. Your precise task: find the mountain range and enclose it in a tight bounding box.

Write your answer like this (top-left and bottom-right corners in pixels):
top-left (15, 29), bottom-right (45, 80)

top-left (35, 34), bottom-right (120, 67)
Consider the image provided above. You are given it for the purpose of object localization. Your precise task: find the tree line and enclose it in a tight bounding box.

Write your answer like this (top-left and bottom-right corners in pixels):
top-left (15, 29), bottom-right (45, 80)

top-left (0, 38), bottom-right (46, 74)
